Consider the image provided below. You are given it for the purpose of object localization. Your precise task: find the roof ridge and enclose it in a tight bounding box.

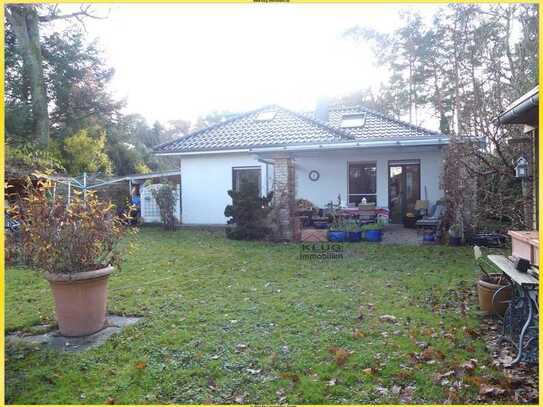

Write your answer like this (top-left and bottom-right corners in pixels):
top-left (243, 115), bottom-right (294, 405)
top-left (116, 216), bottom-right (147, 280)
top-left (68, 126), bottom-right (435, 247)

top-left (329, 104), bottom-right (443, 137)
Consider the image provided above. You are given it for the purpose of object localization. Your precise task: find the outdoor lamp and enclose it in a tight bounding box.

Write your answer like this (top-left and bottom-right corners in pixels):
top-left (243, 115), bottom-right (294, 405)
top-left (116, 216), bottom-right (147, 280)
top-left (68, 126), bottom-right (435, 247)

top-left (514, 157), bottom-right (528, 178)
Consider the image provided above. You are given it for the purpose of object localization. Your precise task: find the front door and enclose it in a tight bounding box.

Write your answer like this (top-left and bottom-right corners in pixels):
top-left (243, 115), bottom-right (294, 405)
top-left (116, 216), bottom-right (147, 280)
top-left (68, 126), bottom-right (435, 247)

top-left (388, 161), bottom-right (420, 224)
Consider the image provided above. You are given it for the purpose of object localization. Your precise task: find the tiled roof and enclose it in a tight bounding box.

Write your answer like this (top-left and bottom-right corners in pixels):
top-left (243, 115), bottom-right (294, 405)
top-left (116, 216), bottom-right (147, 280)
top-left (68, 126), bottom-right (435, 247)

top-left (154, 104), bottom-right (445, 154)
top-left (306, 105), bottom-right (443, 140)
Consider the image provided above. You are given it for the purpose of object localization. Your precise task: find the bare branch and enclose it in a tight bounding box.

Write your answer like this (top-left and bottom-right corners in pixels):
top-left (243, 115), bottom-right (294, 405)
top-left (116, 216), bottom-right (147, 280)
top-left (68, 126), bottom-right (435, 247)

top-left (37, 5), bottom-right (109, 23)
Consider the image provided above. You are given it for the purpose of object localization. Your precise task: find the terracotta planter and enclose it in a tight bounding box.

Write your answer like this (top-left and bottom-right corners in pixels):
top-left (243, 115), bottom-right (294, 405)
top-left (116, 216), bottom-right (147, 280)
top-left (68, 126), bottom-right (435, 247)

top-left (477, 274), bottom-right (512, 316)
top-left (44, 266), bottom-right (113, 337)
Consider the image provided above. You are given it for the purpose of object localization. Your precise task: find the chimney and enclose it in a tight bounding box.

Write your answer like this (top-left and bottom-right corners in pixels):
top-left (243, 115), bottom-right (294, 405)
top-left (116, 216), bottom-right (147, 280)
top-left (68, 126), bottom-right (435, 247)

top-left (315, 98), bottom-right (330, 123)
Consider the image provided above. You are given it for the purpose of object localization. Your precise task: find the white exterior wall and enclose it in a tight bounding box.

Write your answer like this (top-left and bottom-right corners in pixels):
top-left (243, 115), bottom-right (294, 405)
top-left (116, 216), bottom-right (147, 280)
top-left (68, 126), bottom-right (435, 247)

top-left (294, 147), bottom-right (445, 209)
top-left (179, 147), bottom-right (445, 224)
top-left (180, 153), bottom-right (268, 224)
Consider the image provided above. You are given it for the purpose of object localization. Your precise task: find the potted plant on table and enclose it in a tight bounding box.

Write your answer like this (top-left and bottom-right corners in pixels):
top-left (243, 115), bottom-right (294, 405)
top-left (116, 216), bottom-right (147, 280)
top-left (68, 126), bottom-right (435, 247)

top-left (13, 178), bottom-right (134, 337)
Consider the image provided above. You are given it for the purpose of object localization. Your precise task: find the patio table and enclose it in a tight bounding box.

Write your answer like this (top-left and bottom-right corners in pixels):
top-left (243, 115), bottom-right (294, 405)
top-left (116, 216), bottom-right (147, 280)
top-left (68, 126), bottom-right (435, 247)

top-left (336, 208), bottom-right (377, 224)
top-left (487, 254), bottom-right (538, 365)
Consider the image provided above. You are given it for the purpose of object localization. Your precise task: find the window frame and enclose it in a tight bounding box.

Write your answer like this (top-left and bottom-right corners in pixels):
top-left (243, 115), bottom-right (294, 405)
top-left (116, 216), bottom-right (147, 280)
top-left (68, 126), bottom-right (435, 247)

top-left (340, 113), bottom-right (366, 128)
top-left (347, 161), bottom-right (377, 205)
top-left (232, 166), bottom-right (262, 196)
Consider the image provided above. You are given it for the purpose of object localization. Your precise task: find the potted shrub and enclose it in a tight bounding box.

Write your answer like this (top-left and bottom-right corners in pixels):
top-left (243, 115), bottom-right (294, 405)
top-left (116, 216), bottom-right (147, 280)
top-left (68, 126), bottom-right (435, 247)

top-left (13, 179), bottom-right (133, 337)
top-left (343, 220), bottom-right (362, 242)
top-left (361, 222), bottom-right (384, 242)
top-left (448, 224), bottom-right (462, 246)
top-left (328, 221), bottom-right (347, 242)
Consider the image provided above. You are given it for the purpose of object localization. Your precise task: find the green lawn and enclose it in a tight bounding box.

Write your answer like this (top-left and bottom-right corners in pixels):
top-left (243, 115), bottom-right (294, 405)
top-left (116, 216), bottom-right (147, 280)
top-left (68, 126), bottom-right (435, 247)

top-left (6, 227), bottom-right (512, 404)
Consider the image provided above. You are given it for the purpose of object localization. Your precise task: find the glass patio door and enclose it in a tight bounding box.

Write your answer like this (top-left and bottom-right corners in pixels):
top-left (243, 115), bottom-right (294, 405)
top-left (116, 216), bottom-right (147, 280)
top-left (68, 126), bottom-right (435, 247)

top-left (388, 161), bottom-right (420, 224)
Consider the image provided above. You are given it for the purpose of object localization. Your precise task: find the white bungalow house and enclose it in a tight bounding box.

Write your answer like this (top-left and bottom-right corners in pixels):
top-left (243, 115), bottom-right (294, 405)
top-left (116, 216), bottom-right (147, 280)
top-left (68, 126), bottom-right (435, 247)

top-left (153, 103), bottom-right (449, 239)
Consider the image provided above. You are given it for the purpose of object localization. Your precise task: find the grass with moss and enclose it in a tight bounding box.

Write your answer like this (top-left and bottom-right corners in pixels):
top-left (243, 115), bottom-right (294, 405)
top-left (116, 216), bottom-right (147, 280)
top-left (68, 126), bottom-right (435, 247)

top-left (6, 227), bottom-right (511, 404)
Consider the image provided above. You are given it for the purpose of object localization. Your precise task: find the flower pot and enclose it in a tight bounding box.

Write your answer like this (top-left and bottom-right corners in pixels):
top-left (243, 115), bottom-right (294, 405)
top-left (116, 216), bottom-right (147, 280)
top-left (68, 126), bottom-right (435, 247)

top-left (365, 230), bottom-right (382, 242)
top-left (328, 230), bottom-right (347, 242)
top-left (477, 274), bottom-right (512, 316)
top-left (348, 231), bottom-right (362, 242)
top-left (44, 266), bottom-right (113, 337)
top-left (423, 231), bottom-right (435, 242)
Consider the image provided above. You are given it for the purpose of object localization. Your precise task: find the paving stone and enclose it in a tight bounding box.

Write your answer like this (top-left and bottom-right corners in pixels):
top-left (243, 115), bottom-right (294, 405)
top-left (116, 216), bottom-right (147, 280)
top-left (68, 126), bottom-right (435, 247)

top-left (6, 315), bottom-right (141, 352)
top-left (381, 224), bottom-right (422, 245)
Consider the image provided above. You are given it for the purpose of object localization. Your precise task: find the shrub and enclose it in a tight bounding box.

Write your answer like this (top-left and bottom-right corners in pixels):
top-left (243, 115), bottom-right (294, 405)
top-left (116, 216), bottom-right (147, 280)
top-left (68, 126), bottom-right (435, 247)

top-left (360, 222), bottom-right (384, 231)
top-left (224, 182), bottom-right (272, 240)
top-left (151, 182), bottom-right (178, 231)
top-left (10, 178), bottom-right (134, 275)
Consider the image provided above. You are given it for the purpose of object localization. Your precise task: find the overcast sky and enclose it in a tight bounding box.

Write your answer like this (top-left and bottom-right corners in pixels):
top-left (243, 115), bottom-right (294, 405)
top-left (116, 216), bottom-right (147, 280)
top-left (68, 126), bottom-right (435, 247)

top-left (51, 4), bottom-right (442, 128)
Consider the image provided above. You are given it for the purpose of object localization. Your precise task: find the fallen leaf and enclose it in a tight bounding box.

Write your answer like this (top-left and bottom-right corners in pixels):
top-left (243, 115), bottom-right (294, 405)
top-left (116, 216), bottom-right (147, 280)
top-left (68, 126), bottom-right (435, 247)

top-left (400, 385), bottom-right (415, 403)
top-left (464, 375), bottom-right (485, 387)
top-left (379, 315), bottom-right (397, 323)
top-left (394, 371), bottom-right (413, 381)
top-left (375, 384), bottom-right (389, 396)
top-left (434, 349), bottom-right (445, 360)
top-left (135, 362), bottom-right (146, 369)
top-left (352, 329), bottom-right (365, 339)
top-left (207, 378), bottom-right (218, 391)
top-left (280, 372), bottom-right (300, 384)
top-left (463, 327), bottom-right (479, 338)
top-left (356, 306), bottom-right (365, 321)
top-left (328, 347), bottom-right (352, 367)
top-left (479, 383), bottom-right (506, 397)
top-left (235, 343), bottom-right (248, 353)
top-left (461, 359), bottom-right (477, 372)
top-left (276, 388), bottom-right (287, 403)
top-left (420, 347), bottom-right (434, 361)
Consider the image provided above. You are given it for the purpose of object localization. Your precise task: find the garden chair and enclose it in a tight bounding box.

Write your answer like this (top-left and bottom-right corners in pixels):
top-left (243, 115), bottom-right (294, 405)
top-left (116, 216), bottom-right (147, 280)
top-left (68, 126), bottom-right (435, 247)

top-left (415, 200), bottom-right (445, 229)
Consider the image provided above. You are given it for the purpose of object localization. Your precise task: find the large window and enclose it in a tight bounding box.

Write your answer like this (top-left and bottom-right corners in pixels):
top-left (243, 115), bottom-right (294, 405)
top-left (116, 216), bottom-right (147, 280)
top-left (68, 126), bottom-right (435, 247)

top-left (348, 162), bottom-right (377, 205)
top-left (232, 167), bottom-right (261, 195)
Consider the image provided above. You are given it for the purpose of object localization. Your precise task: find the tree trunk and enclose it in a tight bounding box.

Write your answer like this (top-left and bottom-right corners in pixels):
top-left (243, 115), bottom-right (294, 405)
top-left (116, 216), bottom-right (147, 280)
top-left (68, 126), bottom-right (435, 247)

top-left (6, 5), bottom-right (49, 147)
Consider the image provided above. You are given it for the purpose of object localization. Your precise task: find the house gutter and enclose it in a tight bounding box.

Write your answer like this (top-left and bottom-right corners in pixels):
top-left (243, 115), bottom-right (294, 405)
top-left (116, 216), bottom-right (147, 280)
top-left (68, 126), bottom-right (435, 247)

top-left (154, 137), bottom-right (449, 157)
top-left (495, 87), bottom-right (539, 125)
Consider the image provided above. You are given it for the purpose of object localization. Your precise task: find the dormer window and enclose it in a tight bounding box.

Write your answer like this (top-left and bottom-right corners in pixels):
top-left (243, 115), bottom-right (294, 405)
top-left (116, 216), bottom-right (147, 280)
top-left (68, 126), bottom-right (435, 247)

top-left (256, 111), bottom-right (277, 121)
top-left (340, 113), bottom-right (366, 128)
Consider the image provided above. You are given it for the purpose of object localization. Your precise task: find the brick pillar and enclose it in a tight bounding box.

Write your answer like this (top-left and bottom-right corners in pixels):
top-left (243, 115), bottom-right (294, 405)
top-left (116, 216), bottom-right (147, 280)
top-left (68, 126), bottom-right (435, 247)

top-left (272, 154), bottom-right (295, 241)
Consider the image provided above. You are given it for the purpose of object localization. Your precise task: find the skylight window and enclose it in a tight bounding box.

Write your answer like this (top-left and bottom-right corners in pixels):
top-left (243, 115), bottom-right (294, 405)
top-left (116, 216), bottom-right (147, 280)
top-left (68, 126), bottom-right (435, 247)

top-left (340, 113), bottom-right (366, 128)
top-left (256, 111), bottom-right (277, 121)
